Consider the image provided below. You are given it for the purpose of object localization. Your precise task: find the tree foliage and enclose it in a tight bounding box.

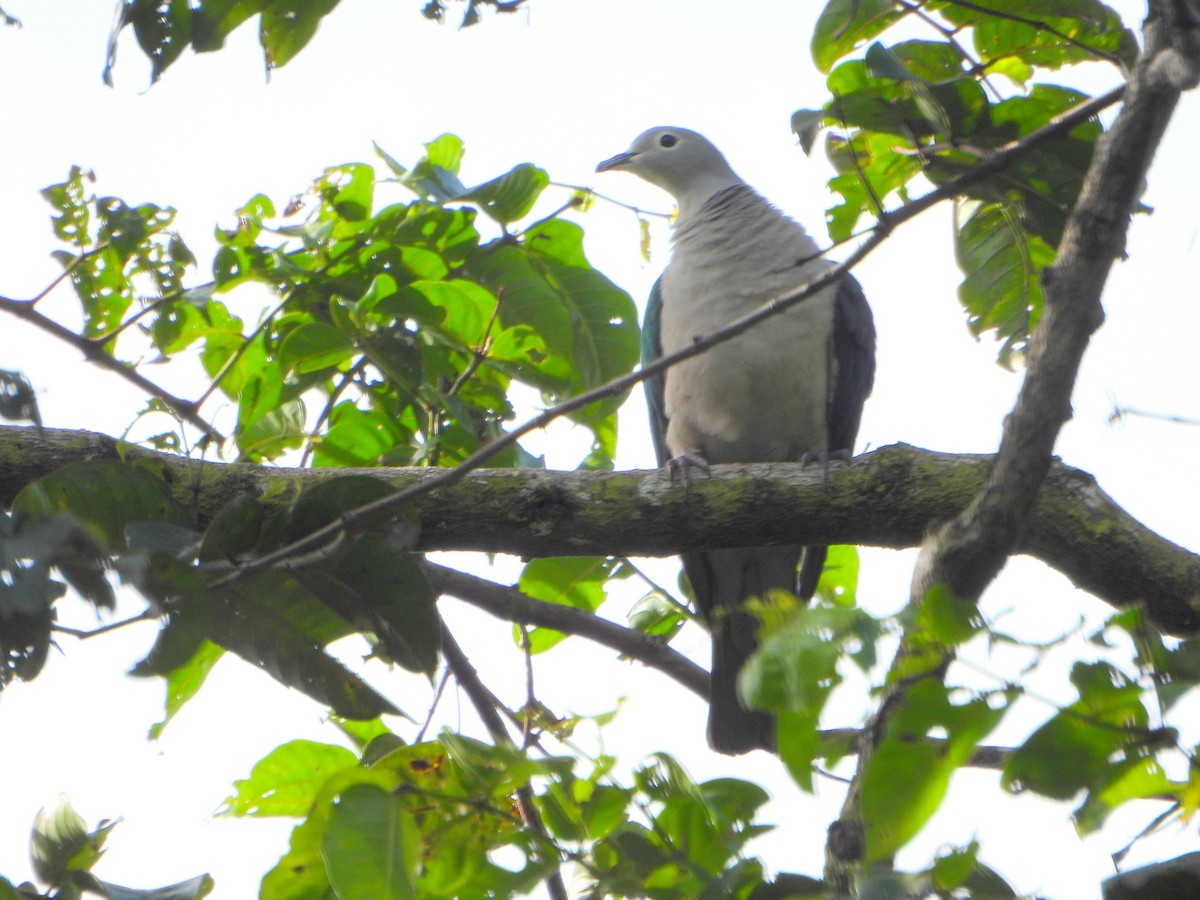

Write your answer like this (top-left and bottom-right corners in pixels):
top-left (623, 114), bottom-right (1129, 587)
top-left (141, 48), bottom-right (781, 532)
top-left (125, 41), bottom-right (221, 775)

top-left (3, 1), bottom-right (1200, 898)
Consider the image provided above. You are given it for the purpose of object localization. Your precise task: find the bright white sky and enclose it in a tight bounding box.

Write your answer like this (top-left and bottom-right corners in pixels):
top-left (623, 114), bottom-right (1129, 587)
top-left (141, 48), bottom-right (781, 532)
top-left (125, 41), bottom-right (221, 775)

top-left (2, 1), bottom-right (1200, 897)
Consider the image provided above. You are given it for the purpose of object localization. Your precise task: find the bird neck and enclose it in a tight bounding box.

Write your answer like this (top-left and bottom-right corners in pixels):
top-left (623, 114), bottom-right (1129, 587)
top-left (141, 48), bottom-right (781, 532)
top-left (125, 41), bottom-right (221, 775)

top-left (674, 171), bottom-right (746, 223)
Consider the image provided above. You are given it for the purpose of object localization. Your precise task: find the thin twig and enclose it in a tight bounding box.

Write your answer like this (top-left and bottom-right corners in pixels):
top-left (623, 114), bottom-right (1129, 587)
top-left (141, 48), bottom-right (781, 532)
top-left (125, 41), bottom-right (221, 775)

top-left (548, 181), bottom-right (673, 219)
top-left (440, 624), bottom-right (569, 900)
top-left (517, 624), bottom-right (537, 749)
top-left (897, 0), bottom-right (1003, 100)
top-left (415, 666), bottom-right (452, 744)
top-left (299, 357), bottom-right (370, 468)
top-left (51, 610), bottom-right (156, 638)
top-left (27, 242), bottom-right (111, 307)
top-left (193, 293), bottom-right (292, 411)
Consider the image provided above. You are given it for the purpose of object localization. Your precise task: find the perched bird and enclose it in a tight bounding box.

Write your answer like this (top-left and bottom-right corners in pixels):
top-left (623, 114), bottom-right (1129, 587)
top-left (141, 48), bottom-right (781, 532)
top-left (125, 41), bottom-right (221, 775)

top-left (597, 127), bottom-right (875, 755)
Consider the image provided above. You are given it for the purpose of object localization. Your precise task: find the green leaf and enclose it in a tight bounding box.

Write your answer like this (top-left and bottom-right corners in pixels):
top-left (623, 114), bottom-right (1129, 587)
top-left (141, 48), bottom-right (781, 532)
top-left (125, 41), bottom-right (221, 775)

top-left (226, 740), bottom-right (359, 817)
top-left (295, 534), bottom-right (440, 675)
top-left (517, 557), bottom-right (613, 653)
top-left (124, 555), bottom-right (213, 677)
top-left (279, 322), bottom-right (356, 375)
top-left (627, 591), bottom-right (686, 640)
top-left (192, 0), bottom-right (264, 52)
top-left (0, 368), bottom-right (42, 425)
top-left (741, 606), bottom-right (857, 792)
top-left (861, 681), bottom-right (1008, 860)
top-left (1072, 756), bottom-right (1175, 835)
top-left (260, 0), bottom-right (341, 70)
top-left (320, 163), bottom-right (374, 221)
top-left (148, 640), bottom-right (224, 740)
top-left (260, 745), bottom-right (433, 899)
top-left (12, 462), bottom-right (191, 613)
top-left (1002, 661), bottom-right (1149, 801)
top-left (954, 198), bottom-right (1053, 366)
top-left (313, 403), bottom-right (414, 468)
top-left (423, 133), bottom-right (465, 173)
top-left (41, 166), bottom-right (93, 249)
top-left (813, 544), bottom-right (861, 606)
top-left (31, 796), bottom-right (101, 885)
top-left (404, 134), bottom-right (468, 201)
top-left (210, 569), bottom-right (403, 720)
top-left (472, 218), bottom-right (638, 432)
top-left (439, 732), bottom-right (573, 800)
top-left (323, 784), bottom-right (421, 900)
top-left (409, 279), bottom-right (497, 346)
top-left (198, 495), bottom-right (266, 562)
top-left (460, 164), bottom-right (550, 225)
top-left (942, 0), bottom-right (1140, 71)
top-left (13, 459), bottom-right (191, 551)
top-left (812, 0), bottom-right (906, 73)
top-left (916, 583), bottom-right (984, 646)
top-left (83, 874), bottom-right (215, 900)
top-left (129, 0), bottom-right (193, 83)
top-left (931, 840), bottom-right (980, 890)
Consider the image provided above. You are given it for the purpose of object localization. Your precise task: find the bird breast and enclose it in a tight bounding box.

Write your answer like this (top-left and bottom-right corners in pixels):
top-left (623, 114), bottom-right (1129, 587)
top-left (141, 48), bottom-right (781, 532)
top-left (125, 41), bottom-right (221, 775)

top-left (659, 188), bottom-right (837, 464)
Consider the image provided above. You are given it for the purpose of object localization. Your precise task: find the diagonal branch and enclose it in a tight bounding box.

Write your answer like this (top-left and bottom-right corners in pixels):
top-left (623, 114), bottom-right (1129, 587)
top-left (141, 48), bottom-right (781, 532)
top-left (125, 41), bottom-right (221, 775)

top-left (428, 563), bottom-right (709, 698)
top-left (0, 295), bottom-right (224, 442)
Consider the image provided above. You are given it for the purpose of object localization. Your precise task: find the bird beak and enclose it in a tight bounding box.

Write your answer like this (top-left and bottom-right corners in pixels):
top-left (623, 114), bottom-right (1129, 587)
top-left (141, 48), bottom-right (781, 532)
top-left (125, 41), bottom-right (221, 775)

top-left (596, 151), bottom-right (636, 173)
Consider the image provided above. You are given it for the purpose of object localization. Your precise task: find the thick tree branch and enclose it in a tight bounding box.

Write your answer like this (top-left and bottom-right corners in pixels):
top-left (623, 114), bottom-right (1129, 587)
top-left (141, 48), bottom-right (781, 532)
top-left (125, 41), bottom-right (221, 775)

top-left (3, 426), bottom-right (1199, 636)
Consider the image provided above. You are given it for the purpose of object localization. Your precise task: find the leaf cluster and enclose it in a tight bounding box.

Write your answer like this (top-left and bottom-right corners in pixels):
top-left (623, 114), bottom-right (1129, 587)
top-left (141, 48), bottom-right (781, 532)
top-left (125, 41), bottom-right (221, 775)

top-left (795, 0), bottom-right (1136, 364)
top-left (224, 733), bottom-right (795, 899)
top-left (0, 794), bottom-right (212, 899)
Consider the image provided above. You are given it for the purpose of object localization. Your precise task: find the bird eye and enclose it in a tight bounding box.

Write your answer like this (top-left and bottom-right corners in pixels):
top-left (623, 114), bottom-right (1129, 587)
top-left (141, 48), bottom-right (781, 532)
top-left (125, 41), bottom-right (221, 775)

top-left (659, 134), bottom-right (678, 148)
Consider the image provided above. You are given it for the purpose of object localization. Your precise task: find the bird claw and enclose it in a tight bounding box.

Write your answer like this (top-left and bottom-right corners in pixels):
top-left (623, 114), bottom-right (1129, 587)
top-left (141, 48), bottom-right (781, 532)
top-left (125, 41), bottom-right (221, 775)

top-left (667, 453), bottom-right (710, 486)
top-left (800, 448), bottom-right (852, 483)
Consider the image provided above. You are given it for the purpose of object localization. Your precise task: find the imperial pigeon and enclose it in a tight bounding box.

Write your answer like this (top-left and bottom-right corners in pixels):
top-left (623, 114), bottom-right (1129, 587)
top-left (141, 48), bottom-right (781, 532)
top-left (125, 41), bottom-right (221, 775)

top-left (597, 127), bottom-right (875, 755)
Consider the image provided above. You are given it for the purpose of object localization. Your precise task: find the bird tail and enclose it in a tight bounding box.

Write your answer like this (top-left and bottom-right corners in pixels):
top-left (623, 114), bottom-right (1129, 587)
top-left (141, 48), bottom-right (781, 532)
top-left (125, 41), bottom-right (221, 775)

top-left (688, 547), bottom-right (802, 755)
top-left (709, 610), bottom-right (775, 754)
top-left (797, 545), bottom-right (827, 601)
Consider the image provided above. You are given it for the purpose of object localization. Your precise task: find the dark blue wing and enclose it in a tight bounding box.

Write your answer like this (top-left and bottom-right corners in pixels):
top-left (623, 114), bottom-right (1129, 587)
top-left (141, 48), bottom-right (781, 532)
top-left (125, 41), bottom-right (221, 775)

top-left (797, 274), bottom-right (876, 601)
top-left (828, 274), bottom-right (876, 453)
top-left (642, 275), bottom-right (670, 467)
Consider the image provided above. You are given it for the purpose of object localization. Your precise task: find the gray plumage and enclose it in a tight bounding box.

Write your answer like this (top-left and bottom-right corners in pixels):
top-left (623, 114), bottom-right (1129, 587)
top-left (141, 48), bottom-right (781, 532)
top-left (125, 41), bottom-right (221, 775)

top-left (598, 127), bottom-right (875, 755)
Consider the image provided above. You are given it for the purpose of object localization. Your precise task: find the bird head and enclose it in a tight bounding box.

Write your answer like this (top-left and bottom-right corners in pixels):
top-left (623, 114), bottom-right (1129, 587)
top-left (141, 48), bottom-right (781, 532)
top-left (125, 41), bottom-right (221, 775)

top-left (597, 127), bottom-right (743, 220)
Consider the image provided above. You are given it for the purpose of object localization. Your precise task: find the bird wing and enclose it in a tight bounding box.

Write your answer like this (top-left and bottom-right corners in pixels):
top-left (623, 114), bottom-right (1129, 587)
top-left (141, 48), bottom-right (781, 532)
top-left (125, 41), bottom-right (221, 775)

top-left (828, 274), bottom-right (877, 454)
top-left (642, 275), bottom-right (671, 468)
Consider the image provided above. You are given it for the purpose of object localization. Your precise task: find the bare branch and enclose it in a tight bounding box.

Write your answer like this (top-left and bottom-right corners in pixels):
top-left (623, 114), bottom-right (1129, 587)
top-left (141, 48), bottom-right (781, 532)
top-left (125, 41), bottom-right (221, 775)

top-left (0, 296), bottom-right (223, 442)
top-left (429, 563), bottom-right (710, 699)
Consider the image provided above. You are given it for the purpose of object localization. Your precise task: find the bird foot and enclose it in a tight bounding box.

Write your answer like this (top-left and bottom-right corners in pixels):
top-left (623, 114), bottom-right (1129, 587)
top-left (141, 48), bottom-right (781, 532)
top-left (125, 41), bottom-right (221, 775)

top-left (667, 453), bottom-right (710, 486)
top-left (800, 448), bottom-right (852, 483)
